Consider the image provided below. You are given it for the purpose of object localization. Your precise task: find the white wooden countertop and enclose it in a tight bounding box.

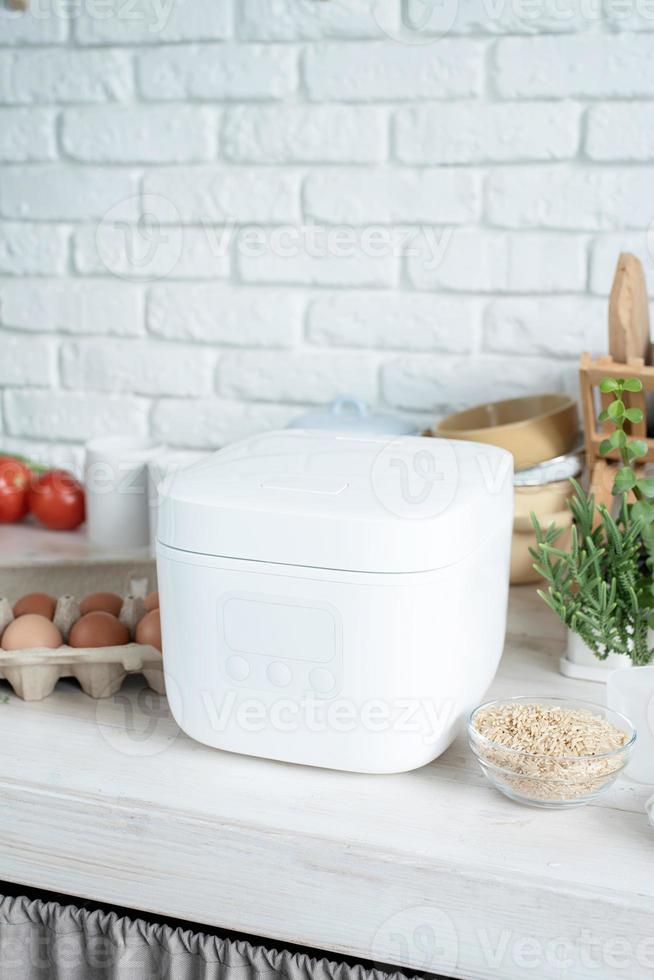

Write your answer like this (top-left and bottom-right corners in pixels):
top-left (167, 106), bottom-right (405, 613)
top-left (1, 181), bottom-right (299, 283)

top-left (1, 587), bottom-right (652, 980)
top-left (0, 523), bottom-right (154, 598)
top-left (0, 522), bottom-right (152, 566)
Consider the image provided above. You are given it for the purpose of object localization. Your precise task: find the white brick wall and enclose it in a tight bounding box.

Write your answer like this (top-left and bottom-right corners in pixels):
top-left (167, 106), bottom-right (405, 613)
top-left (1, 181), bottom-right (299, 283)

top-left (0, 109), bottom-right (56, 162)
top-left (1, 0), bottom-right (653, 460)
top-left (303, 40), bottom-right (484, 100)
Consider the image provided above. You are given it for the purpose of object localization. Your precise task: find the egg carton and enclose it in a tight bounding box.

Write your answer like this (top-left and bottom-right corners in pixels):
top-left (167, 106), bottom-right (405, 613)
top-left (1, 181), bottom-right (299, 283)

top-left (0, 592), bottom-right (165, 702)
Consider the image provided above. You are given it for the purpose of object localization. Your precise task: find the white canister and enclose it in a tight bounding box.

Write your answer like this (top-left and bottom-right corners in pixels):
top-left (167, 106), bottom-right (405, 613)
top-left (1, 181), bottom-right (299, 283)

top-left (607, 665), bottom-right (654, 784)
top-left (85, 436), bottom-right (163, 549)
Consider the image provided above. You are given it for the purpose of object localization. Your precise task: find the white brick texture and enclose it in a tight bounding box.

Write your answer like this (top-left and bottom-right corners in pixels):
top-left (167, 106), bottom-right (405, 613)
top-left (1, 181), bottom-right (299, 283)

top-left (237, 0), bottom-right (389, 40)
top-left (0, 336), bottom-right (56, 386)
top-left (0, 49), bottom-right (133, 104)
top-left (382, 356), bottom-right (570, 412)
top-left (2, 9), bottom-right (654, 457)
top-left (61, 339), bottom-right (215, 397)
top-left (487, 168), bottom-right (654, 230)
top-left (586, 104), bottom-right (654, 161)
top-left (415, 0), bottom-right (591, 34)
top-left (495, 35), bottom-right (654, 98)
top-left (304, 41), bottom-right (483, 101)
top-left (604, 1), bottom-right (654, 31)
top-left (407, 231), bottom-right (587, 293)
top-left (147, 284), bottom-right (301, 347)
top-left (237, 242), bottom-right (397, 288)
top-left (395, 103), bottom-right (581, 164)
top-left (73, 226), bottom-right (231, 281)
top-left (142, 169), bottom-right (299, 223)
top-left (152, 398), bottom-right (299, 449)
top-left (0, 168), bottom-right (138, 221)
top-left (62, 106), bottom-right (216, 163)
top-left (303, 170), bottom-right (480, 224)
top-left (0, 4), bottom-right (67, 45)
top-left (138, 45), bottom-right (297, 101)
top-left (75, 0), bottom-right (232, 45)
top-left (222, 106), bottom-right (386, 163)
top-left (4, 390), bottom-right (149, 441)
top-left (219, 351), bottom-right (379, 404)
top-left (307, 294), bottom-right (479, 352)
top-left (0, 224), bottom-right (69, 276)
top-left (484, 297), bottom-right (608, 358)
top-left (0, 280), bottom-right (144, 336)
top-left (0, 109), bottom-right (56, 162)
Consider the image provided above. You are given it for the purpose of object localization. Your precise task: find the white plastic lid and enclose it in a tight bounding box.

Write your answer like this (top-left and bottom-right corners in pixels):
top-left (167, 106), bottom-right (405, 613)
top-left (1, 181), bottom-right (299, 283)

top-left (288, 396), bottom-right (419, 436)
top-left (157, 430), bottom-right (513, 573)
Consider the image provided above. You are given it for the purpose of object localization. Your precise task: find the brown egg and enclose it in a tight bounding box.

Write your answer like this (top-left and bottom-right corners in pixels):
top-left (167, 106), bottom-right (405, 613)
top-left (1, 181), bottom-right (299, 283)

top-left (13, 592), bottom-right (57, 620)
top-left (79, 592), bottom-right (123, 617)
top-left (135, 609), bottom-right (161, 651)
top-left (143, 591), bottom-right (159, 612)
top-left (69, 611), bottom-right (129, 648)
top-left (2, 614), bottom-right (62, 651)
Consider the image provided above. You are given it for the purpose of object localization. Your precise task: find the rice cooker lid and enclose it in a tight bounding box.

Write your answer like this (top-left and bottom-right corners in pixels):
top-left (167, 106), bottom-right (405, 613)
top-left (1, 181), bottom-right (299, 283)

top-left (157, 430), bottom-right (513, 573)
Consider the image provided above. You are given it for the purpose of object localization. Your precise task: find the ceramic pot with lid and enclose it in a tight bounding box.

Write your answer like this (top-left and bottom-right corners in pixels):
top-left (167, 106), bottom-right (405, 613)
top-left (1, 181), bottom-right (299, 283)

top-left (288, 396), bottom-right (419, 437)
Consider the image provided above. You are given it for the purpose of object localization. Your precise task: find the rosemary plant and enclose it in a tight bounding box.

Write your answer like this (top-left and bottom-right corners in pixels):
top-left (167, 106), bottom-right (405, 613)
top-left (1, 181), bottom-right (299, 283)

top-left (531, 377), bottom-right (654, 666)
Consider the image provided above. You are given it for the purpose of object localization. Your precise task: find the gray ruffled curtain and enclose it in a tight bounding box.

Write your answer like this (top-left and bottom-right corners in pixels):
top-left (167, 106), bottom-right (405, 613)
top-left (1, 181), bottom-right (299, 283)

top-left (0, 894), bottom-right (419, 980)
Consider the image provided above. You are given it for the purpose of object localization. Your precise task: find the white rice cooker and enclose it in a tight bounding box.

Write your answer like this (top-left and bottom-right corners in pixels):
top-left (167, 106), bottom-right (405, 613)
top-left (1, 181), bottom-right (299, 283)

top-left (156, 429), bottom-right (513, 773)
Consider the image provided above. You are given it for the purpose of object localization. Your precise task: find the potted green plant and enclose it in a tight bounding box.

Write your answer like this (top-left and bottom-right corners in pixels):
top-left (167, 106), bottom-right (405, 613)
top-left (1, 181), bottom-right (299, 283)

top-left (532, 376), bottom-right (654, 677)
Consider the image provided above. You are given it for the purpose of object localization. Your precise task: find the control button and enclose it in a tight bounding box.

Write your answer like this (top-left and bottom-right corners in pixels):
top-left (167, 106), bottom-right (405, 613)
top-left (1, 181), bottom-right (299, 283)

top-left (310, 668), bottom-right (336, 694)
top-left (267, 661), bottom-right (292, 687)
top-left (225, 655), bottom-right (250, 682)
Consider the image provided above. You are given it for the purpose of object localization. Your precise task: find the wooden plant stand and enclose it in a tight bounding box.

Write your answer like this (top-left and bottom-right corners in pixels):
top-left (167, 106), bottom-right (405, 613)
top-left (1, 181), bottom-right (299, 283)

top-left (579, 352), bottom-right (653, 513)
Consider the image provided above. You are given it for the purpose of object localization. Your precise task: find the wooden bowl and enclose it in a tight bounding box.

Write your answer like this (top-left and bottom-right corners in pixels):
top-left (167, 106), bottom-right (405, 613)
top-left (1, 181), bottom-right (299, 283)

top-left (435, 394), bottom-right (578, 470)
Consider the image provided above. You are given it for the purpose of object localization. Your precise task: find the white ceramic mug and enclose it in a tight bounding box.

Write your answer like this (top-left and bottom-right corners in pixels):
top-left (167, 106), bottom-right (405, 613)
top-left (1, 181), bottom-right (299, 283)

top-left (85, 436), bottom-right (164, 549)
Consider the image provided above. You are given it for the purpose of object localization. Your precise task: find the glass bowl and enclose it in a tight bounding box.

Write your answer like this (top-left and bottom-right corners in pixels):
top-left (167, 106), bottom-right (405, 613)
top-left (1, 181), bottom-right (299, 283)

top-left (467, 696), bottom-right (636, 809)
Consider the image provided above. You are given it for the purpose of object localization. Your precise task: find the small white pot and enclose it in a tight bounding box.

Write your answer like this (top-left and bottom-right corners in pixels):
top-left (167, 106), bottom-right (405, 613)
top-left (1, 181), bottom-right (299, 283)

top-left (560, 630), bottom-right (632, 683)
top-left (607, 666), bottom-right (654, 784)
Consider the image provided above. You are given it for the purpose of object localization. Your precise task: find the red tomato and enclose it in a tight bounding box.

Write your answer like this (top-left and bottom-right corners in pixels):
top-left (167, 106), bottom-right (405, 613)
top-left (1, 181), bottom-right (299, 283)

top-left (0, 456), bottom-right (31, 523)
top-left (28, 469), bottom-right (85, 531)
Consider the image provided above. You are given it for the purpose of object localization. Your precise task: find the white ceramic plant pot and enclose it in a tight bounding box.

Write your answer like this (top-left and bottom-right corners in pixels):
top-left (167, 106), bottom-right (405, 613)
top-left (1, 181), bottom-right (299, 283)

top-left (607, 665), bottom-right (654, 784)
top-left (560, 630), bottom-right (632, 683)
